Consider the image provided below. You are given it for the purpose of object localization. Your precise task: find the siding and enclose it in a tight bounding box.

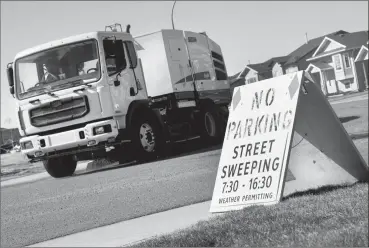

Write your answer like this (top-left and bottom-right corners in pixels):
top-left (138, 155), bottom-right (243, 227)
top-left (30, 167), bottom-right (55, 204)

top-left (272, 63), bottom-right (284, 77)
top-left (332, 54), bottom-right (345, 80)
top-left (337, 78), bottom-right (358, 92)
top-left (245, 69), bottom-right (258, 84)
top-left (323, 40), bottom-right (345, 52)
top-left (285, 65), bottom-right (298, 74)
top-left (355, 60), bottom-right (369, 90)
top-left (342, 51), bottom-right (354, 78)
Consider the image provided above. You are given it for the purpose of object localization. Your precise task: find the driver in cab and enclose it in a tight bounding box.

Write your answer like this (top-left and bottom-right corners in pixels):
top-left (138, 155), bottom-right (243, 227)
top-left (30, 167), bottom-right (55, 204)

top-left (41, 60), bottom-right (60, 83)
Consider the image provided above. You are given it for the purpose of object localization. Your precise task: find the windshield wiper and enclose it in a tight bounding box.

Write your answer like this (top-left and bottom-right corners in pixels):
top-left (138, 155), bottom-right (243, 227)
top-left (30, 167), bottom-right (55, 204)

top-left (68, 79), bottom-right (93, 88)
top-left (68, 79), bottom-right (83, 85)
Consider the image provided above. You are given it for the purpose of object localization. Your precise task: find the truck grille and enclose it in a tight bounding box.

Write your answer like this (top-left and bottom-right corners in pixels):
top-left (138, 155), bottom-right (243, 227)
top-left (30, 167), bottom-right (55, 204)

top-left (29, 96), bottom-right (89, 127)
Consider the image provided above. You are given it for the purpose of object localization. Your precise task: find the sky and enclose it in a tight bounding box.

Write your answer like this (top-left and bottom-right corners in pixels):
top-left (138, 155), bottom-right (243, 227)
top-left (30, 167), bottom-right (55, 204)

top-left (1, 1), bottom-right (368, 128)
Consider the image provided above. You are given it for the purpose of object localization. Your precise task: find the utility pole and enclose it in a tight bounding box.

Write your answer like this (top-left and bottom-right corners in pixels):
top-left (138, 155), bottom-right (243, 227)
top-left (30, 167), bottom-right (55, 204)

top-left (171, 1), bottom-right (177, 30)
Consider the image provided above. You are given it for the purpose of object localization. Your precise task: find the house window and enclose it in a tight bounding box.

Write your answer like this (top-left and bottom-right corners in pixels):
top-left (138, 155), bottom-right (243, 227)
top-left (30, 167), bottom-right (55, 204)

top-left (343, 53), bottom-right (351, 68)
top-left (247, 77), bottom-right (257, 84)
top-left (345, 82), bottom-right (351, 89)
top-left (333, 54), bottom-right (342, 71)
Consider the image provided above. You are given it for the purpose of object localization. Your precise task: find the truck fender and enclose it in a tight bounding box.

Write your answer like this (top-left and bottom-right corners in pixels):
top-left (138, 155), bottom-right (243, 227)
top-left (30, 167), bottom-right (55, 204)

top-left (126, 100), bottom-right (168, 138)
top-left (126, 100), bottom-right (150, 129)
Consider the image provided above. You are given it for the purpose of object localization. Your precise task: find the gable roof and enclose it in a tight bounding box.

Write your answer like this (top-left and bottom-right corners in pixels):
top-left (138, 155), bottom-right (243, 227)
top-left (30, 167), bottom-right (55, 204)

top-left (234, 55), bottom-right (290, 81)
top-left (269, 55), bottom-right (290, 67)
top-left (307, 30), bottom-right (368, 61)
top-left (330, 31), bottom-right (368, 49)
top-left (285, 30), bottom-right (349, 66)
top-left (354, 43), bottom-right (369, 62)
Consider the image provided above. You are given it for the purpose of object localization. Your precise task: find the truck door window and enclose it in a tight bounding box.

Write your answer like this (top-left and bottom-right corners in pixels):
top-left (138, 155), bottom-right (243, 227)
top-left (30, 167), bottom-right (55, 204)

top-left (103, 39), bottom-right (127, 76)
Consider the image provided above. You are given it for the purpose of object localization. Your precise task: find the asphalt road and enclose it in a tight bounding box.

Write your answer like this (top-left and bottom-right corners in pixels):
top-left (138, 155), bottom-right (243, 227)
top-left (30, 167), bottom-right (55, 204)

top-left (1, 96), bottom-right (368, 248)
top-left (1, 141), bottom-right (222, 248)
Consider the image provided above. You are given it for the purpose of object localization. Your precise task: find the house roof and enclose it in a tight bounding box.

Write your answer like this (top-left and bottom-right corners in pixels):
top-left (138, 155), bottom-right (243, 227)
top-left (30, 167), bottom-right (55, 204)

top-left (228, 72), bottom-right (239, 81)
top-left (233, 55), bottom-right (289, 81)
top-left (285, 30), bottom-right (349, 66)
top-left (354, 42), bottom-right (369, 62)
top-left (268, 55), bottom-right (291, 67)
top-left (248, 55), bottom-right (290, 72)
top-left (329, 31), bottom-right (368, 50)
top-left (230, 78), bottom-right (245, 87)
top-left (308, 30), bottom-right (368, 61)
top-left (247, 63), bottom-right (269, 73)
top-left (228, 72), bottom-right (241, 84)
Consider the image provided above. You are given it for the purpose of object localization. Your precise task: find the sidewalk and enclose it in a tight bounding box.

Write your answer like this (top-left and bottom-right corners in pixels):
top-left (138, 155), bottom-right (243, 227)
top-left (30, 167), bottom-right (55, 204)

top-left (28, 200), bottom-right (217, 247)
top-left (328, 90), bottom-right (368, 102)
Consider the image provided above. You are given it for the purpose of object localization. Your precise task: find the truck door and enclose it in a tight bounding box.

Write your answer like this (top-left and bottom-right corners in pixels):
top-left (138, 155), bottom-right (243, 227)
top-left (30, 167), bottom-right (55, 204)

top-left (162, 30), bottom-right (194, 94)
top-left (183, 31), bottom-right (214, 92)
top-left (103, 38), bottom-right (147, 129)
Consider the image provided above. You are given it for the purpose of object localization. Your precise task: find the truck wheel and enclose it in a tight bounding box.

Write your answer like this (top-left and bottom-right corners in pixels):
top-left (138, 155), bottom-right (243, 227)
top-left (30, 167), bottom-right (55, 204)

top-left (200, 105), bottom-right (223, 145)
top-left (43, 156), bottom-right (77, 178)
top-left (131, 114), bottom-right (164, 162)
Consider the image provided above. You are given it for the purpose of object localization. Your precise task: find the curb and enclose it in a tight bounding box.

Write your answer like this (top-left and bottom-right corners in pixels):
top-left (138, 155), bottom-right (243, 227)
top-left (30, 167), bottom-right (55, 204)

top-left (29, 201), bottom-right (214, 247)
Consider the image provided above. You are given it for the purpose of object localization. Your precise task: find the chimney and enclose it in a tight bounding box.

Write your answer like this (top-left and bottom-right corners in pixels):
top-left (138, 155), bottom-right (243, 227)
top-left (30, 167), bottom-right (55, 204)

top-left (248, 60), bottom-right (251, 64)
top-left (305, 33), bottom-right (309, 44)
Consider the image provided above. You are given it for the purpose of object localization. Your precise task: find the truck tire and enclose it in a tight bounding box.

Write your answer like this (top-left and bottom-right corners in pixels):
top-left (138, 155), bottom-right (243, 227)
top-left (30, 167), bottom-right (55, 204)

top-left (130, 114), bottom-right (165, 162)
top-left (43, 156), bottom-right (77, 178)
top-left (199, 105), bottom-right (224, 145)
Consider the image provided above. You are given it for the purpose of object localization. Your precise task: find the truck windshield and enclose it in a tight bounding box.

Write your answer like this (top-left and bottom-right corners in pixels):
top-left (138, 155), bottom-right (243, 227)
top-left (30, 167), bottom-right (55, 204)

top-left (15, 39), bottom-right (101, 100)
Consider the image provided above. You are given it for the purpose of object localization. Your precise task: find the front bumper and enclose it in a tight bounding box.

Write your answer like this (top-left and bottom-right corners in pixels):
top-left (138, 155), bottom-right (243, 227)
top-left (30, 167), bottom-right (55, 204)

top-left (20, 119), bottom-right (120, 158)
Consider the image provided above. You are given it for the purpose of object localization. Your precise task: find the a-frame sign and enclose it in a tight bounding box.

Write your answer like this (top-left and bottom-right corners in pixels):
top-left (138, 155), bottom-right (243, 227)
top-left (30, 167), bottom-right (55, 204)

top-left (210, 71), bottom-right (369, 213)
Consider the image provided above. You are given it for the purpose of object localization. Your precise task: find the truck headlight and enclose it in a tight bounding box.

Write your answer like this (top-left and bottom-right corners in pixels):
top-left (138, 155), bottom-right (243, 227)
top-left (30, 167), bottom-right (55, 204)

top-left (93, 124), bottom-right (112, 135)
top-left (94, 126), bottom-right (105, 135)
top-left (21, 141), bottom-right (33, 150)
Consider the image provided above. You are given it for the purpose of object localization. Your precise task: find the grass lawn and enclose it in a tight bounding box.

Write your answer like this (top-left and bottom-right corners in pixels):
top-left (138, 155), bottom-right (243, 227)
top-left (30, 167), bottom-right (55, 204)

top-left (133, 182), bottom-right (368, 247)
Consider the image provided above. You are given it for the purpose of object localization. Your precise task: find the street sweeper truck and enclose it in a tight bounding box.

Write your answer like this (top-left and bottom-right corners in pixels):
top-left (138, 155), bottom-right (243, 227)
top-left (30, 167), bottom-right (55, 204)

top-left (6, 23), bottom-right (231, 178)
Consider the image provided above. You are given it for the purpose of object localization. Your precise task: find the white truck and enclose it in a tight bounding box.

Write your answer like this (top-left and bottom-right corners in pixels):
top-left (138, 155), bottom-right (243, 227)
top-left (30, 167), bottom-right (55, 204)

top-left (6, 23), bottom-right (231, 178)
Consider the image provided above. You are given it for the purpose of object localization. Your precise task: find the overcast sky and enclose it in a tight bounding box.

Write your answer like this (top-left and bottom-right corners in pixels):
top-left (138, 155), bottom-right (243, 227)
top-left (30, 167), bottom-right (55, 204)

top-left (1, 1), bottom-right (368, 128)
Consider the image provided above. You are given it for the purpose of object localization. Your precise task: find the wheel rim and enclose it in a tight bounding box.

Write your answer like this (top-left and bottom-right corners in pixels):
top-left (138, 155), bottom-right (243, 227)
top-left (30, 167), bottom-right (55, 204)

top-left (139, 123), bottom-right (156, 152)
top-left (204, 112), bottom-right (216, 137)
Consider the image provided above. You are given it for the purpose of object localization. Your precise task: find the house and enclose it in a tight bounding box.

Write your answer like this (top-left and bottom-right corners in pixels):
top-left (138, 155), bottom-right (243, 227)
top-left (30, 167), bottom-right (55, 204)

top-left (305, 31), bottom-right (368, 96)
top-left (233, 56), bottom-right (290, 86)
top-left (284, 30), bottom-right (349, 74)
top-left (270, 56), bottom-right (291, 77)
top-left (234, 63), bottom-right (269, 84)
top-left (228, 72), bottom-right (245, 94)
top-left (354, 41), bottom-right (368, 90)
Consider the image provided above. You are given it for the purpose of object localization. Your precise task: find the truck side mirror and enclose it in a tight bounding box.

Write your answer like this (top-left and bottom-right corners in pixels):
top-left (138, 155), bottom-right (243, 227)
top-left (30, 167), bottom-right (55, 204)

top-left (125, 41), bottom-right (138, 69)
top-left (7, 65), bottom-right (15, 95)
